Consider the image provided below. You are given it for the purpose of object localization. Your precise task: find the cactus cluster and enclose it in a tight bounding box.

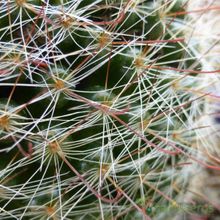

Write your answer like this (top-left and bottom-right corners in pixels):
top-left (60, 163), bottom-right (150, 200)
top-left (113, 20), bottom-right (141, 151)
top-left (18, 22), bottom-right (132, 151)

top-left (0, 0), bottom-right (219, 219)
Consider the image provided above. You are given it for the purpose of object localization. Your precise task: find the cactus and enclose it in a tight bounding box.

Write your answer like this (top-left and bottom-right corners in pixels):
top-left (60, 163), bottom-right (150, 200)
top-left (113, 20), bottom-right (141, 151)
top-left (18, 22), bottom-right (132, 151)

top-left (173, 1), bottom-right (220, 219)
top-left (0, 0), bottom-right (219, 219)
